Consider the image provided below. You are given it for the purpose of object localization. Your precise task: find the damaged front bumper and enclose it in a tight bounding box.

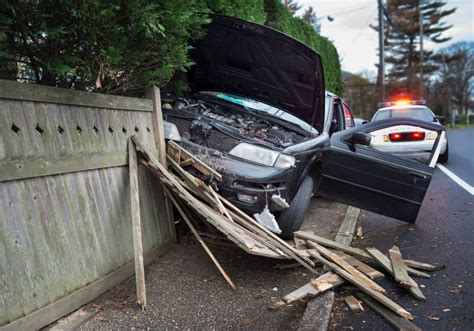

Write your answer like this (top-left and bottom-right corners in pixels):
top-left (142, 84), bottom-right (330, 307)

top-left (179, 139), bottom-right (294, 215)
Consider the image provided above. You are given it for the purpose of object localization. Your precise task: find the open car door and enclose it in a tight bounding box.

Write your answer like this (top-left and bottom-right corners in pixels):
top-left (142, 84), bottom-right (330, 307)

top-left (318, 118), bottom-right (445, 222)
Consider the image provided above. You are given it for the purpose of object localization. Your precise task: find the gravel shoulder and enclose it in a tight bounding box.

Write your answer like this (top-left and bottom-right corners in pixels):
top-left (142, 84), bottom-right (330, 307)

top-left (77, 197), bottom-right (348, 330)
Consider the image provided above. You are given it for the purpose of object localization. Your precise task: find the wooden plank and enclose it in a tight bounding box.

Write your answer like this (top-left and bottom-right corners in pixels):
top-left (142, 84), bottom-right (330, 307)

top-left (366, 248), bottom-right (426, 301)
top-left (310, 243), bottom-right (386, 293)
top-left (308, 250), bottom-right (413, 320)
top-left (283, 272), bottom-right (344, 304)
top-left (146, 87), bottom-right (176, 243)
top-left (388, 246), bottom-right (412, 288)
top-left (294, 231), bottom-right (371, 259)
top-left (344, 295), bottom-right (364, 313)
top-left (166, 155), bottom-right (205, 190)
top-left (128, 139), bottom-right (146, 310)
top-left (0, 79), bottom-right (153, 111)
top-left (294, 237), bottom-right (308, 250)
top-left (403, 259), bottom-right (445, 271)
top-left (334, 251), bottom-right (385, 280)
top-left (156, 152), bottom-right (283, 259)
top-left (146, 87), bottom-right (166, 165)
top-left (208, 186), bottom-right (234, 222)
top-left (173, 174), bottom-right (289, 257)
top-left (406, 267), bottom-right (431, 279)
top-left (0, 152), bottom-right (131, 182)
top-left (283, 283), bottom-right (318, 304)
top-left (216, 195), bottom-right (318, 270)
top-left (165, 188), bottom-right (236, 290)
top-left (311, 271), bottom-right (345, 292)
top-left (168, 140), bottom-right (222, 181)
top-left (334, 206), bottom-right (360, 245)
top-left (142, 159), bottom-right (285, 259)
top-left (0, 243), bottom-right (171, 331)
top-left (135, 137), bottom-right (321, 271)
top-left (356, 292), bottom-right (421, 331)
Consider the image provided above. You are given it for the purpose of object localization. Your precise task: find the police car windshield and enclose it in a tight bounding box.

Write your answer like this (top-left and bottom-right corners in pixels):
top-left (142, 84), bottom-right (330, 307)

top-left (373, 107), bottom-right (434, 122)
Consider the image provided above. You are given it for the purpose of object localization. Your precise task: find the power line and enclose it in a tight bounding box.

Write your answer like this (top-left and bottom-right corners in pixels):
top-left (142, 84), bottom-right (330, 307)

top-left (318, 3), bottom-right (374, 19)
top-left (352, 7), bottom-right (378, 45)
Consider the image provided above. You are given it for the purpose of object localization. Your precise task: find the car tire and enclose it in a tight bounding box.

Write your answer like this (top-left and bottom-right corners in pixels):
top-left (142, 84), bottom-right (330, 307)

top-left (277, 176), bottom-right (313, 239)
top-left (438, 143), bottom-right (449, 163)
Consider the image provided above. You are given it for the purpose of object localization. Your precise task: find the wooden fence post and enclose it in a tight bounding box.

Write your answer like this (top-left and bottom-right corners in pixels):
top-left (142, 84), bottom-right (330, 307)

top-left (146, 87), bottom-right (177, 243)
top-left (128, 138), bottom-right (147, 310)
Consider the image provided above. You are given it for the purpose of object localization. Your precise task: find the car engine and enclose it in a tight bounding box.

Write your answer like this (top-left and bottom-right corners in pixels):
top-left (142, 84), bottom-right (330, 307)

top-left (162, 96), bottom-right (306, 152)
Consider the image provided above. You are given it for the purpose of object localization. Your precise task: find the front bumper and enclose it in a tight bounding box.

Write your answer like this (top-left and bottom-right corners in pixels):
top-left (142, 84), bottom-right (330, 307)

top-left (180, 140), bottom-right (294, 214)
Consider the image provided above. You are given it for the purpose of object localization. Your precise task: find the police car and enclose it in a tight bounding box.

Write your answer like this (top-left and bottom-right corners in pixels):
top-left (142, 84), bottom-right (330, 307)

top-left (370, 100), bottom-right (449, 163)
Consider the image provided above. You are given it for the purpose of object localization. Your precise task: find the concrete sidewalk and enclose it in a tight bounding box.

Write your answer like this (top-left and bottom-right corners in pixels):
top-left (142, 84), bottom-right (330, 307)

top-left (73, 197), bottom-right (350, 330)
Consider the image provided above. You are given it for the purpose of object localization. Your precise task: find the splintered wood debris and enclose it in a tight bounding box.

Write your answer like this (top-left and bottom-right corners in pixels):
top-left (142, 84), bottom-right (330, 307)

top-left (129, 136), bottom-right (444, 329)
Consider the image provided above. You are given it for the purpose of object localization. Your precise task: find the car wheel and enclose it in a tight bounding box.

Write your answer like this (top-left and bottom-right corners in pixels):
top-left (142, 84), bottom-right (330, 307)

top-left (438, 143), bottom-right (449, 163)
top-left (277, 176), bottom-right (313, 239)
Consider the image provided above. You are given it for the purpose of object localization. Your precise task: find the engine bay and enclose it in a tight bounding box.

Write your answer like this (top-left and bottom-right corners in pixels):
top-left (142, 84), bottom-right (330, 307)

top-left (162, 95), bottom-right (308, 151)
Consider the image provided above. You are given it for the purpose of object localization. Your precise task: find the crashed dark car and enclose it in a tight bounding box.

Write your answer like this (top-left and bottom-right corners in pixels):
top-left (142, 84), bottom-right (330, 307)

top-left (162, 15), bottom-right (446, 238)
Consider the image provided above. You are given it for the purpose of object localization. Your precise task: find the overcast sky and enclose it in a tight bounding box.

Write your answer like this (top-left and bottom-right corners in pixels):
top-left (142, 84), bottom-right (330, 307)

top-left (297, 0), bottom-right (473, 77)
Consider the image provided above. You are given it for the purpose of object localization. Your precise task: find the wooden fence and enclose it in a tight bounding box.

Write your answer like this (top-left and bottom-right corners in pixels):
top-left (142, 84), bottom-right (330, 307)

top-left (0, 80), bottom-right (173, 330)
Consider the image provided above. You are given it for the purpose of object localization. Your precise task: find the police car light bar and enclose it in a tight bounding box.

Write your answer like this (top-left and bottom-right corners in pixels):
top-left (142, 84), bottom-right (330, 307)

top-left (378, 99), bottom-right (426, 108)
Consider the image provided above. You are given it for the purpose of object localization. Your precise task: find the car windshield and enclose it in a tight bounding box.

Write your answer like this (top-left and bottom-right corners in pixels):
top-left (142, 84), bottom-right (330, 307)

top-left (373, 107), bottom-right (435, 122)
top-left (202, 92), bottom-right (318, 134)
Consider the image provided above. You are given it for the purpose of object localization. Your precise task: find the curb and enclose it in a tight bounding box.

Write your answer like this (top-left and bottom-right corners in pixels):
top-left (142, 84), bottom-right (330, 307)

top-left (297, 206), bottom-right (360, 331)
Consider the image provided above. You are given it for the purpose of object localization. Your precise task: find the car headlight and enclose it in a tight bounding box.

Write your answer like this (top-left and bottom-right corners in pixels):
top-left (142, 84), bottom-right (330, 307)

top-left (228, 143), bottom-right (295, 169)
top-left (163, 121), bottom-right (181, 142)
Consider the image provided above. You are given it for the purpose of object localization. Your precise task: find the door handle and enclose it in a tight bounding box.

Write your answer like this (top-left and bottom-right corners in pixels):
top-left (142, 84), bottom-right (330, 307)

top-left (409, 171), bottom-right (427, 179)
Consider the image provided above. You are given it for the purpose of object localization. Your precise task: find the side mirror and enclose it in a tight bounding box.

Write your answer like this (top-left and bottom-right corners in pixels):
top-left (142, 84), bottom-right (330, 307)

top-left (436, 116), bottom-right (447, 125)
top-left (362, 120), bottom-right (369, 125)
top-left (350, 132), bottom-right (371, 146)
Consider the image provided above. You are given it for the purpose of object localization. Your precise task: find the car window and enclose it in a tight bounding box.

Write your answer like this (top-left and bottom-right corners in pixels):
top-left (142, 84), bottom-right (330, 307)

top-left (373, 107), bottom-right (435, 122)
top-left (202, 92), bottom-right (318, 134)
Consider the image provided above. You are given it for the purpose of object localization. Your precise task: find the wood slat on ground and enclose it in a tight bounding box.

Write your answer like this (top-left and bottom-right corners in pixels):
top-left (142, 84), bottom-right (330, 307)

top-left (308, 250), bottom-right (413, 320)
top-left (334, 251), bottom-right (384, 280)
top-left (388, 246), bottom-right (412, 288)
top-left (356, 292), bottom-right (421, 331)
top-left (294, 231), bottom-right (371, 259)
top-left (366, 248), bottom-right (426, 301)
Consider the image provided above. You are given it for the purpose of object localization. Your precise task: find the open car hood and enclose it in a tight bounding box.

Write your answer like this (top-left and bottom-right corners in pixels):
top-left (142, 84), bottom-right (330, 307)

top-left (189, 15), bottom-right (326, 133)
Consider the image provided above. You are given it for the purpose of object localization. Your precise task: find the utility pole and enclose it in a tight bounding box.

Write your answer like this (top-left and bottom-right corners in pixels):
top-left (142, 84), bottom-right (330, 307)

top-left (378, 0), bottom-right (385, 103)
top-left (419, 0), bottom-right (424, 100)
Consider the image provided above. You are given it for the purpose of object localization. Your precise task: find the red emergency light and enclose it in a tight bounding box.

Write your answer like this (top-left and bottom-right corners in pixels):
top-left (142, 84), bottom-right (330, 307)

top-left (378, 99), bottom-right (426, 108)
top-left (389, 132), bottom-right (425, 142)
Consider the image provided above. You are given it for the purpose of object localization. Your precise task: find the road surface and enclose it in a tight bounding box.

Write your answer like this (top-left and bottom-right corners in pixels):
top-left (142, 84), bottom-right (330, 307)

top-left (443, 127), bottom-right (474, 186)
top-left (329, 127), bottom-right (474, 330)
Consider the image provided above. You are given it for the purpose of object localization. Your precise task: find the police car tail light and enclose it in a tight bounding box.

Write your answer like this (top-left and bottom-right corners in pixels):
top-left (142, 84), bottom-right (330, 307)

top-left (389, 132), bottom-right (425, 142)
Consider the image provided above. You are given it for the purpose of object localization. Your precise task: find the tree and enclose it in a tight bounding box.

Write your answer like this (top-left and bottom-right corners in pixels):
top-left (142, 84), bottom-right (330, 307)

top-left (0, 0), bottom-right (208, 95)
top-left (344, 71), bottom-right (378, 119)
top-left (283, 0), bottom-right (301, 15)
top-left (436, 42), bottom-right (474, 124)
top-left (376, 0), bottom-right (455, 97)
top-left (301, 6), bottom-right (321, 32)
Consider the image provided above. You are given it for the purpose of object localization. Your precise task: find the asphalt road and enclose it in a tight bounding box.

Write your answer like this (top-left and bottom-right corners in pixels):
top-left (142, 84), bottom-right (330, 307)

top-left (329, 128), bottom-right (474, 330)
top-left (444, 127), bottom-right (474, 186)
